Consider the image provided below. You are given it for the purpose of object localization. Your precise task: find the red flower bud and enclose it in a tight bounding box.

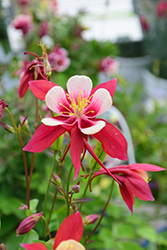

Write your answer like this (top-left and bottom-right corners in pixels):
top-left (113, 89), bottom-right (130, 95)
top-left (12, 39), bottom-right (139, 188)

top-left (16, 212), bottom-right (43, 236)
top-left (83, 214), bottom-right (99, 225)
top-left (0, 243), bottom-right (7, 250)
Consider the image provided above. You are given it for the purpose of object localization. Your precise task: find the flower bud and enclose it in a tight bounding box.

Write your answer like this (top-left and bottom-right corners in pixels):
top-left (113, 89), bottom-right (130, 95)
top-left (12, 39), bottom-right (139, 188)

top-left (0, 243), bottom-right (7, 250)
top-left (52, 172), bottom-right (62, 187)
top-left (16, 212), bottom-right (43, 236)
top-left (72, 184), bottom-right (80, 193)
top-left (83, 214), bottom-right (99, 225)
top-left (51, 134), bottom-right (64, 152)
top-left (0, 121), bottom-right (16, 134)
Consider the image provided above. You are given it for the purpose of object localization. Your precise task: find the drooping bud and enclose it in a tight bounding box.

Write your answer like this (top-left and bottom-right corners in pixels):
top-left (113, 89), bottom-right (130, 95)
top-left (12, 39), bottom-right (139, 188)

top-left (83, 214), bottom-right (99, 225)
top-left (72, 184), bottom-right (80, 194)
top-left (0, 121), bottom-right (16, 134)
top-left (0, 243), bottom-right (7, 250)
top-left (16, 212), bottom-right (43, 236)
top-left (52, 172), bottom-right (62, 187)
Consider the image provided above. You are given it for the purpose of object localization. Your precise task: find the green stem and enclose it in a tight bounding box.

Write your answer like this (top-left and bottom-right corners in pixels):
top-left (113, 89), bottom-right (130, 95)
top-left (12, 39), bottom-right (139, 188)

top-left (47, 159), bottom-right (63, 225)
top-left (5, 108), bottom-right (30, 208)
top-left (43, 153), bottom-right (56, 217)
top-left (66, 164), bottom-right (73, 216)
top-left (34, 97), bottom-right (38, 129)
top-left (43, 153), bottom-right (56, 236)
top-left (84, 180), bottom-right (114, 244)
top-left (79, 173), bottom-right (93, 212)
top-left (42, 216), bottom-right (52, 239)
top-left (29, 153), bottom-right (35, 184)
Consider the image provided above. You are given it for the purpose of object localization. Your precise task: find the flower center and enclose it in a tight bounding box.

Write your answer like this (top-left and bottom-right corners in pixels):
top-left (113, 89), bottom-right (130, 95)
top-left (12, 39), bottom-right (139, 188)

top-left (60, 90), bottom-right (94, 118)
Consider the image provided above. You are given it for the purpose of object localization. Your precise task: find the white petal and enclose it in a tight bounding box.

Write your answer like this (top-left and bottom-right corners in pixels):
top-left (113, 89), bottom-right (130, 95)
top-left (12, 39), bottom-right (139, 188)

top-left (45, 86), bottom-right (69, 114)
top-left (80, 120), bottom-right (106, 135)
top-left (86, 88), bottom-right (112, 117)
top-left (42, 118), bottom-right (65, 126)
top-left (67, 75), bottom-right (92, 100)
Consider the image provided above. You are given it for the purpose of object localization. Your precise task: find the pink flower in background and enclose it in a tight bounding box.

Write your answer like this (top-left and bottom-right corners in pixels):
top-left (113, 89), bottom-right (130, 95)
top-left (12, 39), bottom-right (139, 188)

top-left (39, 21), bottom-right (48, 38)
top-left (0, 100), bottom-right (8, 120)
top-left (12, 15), bottom-right (34, 35)
top-left (157, 1), bottom-right (167, 17)
top-left (140, 15), bottom-right (149, 32)
top-left (24, 76), bottom-right (128, 180)
top-left (99, 56), bottom-right (119, 76)
top-left (48, 46), bottom-right (71, 72)
top-left (21, 212), bottom-right (85, 250)
top-left (87, 163), bottom-right (165, 212)
top-left (17, 0), bottom-right (31, 5)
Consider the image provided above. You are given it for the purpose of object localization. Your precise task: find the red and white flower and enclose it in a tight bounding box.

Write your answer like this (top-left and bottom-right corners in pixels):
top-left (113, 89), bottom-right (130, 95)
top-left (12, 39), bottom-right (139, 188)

top-left (24, 76), bottom-right (128, 179)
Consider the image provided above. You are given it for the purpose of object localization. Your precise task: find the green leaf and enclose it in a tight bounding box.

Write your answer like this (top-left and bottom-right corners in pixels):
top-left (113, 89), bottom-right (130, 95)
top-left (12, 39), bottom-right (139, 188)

top-left (112, 223), bottom-right (135, 240)
top-left (121, 242), bottom-right (144, 250)
top-left (18, 230), bottom-right (39, 250)
top-left (136, 226), bottom-right (158, 242)
top-left (29, 199), bottom-right (39, 213)
top-left (56, 206), bottom-right (67, 229)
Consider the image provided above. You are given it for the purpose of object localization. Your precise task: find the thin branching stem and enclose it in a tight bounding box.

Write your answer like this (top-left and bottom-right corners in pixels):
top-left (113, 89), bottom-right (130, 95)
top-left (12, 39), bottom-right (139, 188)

top-left (66, 164), bottom-right (73, 216)
top-left (84, 180), bottom-right (114, 245)
top-left (5, 107), bottom-right (30, 208)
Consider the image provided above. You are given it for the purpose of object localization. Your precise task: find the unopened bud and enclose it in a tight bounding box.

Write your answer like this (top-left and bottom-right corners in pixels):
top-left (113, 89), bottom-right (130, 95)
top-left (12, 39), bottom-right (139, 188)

top-left (0, 121), bottom-right (16, 134)
top-left (83, 214), bottom-right (99, 225)
top-left (52, 172), bottom-right (62, 187)
top-left (51, 134), bottom-right (64, 152)
top-left (72, 185), bottom-right (80, 193)
top-left (16, 212), bottom-right (43, 236)
top-left (0, 243), bottom-right (7, 250)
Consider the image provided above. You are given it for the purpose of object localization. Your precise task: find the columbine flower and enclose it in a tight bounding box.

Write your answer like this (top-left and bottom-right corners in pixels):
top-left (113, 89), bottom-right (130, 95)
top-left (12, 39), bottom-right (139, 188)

top-left (48, 45), bottom-right (71, 72)
top-left (99, 57), bottom-right (119, 76)
top-left (157, 1), bottom-right (167, 17)
top-left (86, 163), bottom-right (165, 212)
top-left (24, 75), bottom-right (128, 179)
top-left (21, 212), bottom-right (85, 250)
top-left (0, 100), bottom-right (8, 120)
top-left (12, 15), bottom-right (34, 36)
top-left (16, 212), bottom-right (43, 236)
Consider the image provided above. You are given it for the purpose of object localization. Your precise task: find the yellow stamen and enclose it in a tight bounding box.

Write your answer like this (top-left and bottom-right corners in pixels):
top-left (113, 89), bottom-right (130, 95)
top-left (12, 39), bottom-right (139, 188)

top-left (147, 178), bottom-right (151, 183)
